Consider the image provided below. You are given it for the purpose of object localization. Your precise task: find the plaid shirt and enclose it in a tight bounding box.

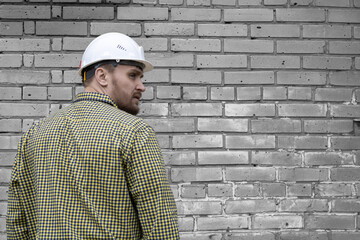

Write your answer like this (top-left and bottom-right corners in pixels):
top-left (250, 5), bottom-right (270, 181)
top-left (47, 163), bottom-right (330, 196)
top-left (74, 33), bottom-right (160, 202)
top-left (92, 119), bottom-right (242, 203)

top-left (7, 92), bottom-right (179, 239)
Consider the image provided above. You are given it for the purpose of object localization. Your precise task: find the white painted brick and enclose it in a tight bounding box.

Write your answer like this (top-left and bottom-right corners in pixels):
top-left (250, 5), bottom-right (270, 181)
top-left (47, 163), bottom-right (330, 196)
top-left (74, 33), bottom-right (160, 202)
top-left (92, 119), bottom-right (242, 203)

top-left (225, 71), bottom-right (274, 85)
top-left (0, 70), bottom-right (50, 84)
top-left (0, 103), bottom-right (49, 117)
top-left (197, 216), bottom-right (248, 230)
top-left (176, 201), bottom-right (222, 215)
top-left (51, 70), bottom-right (63, 84)
top-left (198, 24), bottom-right (247, 37)
top-left (48, 87), bottom-right (73, 100)
top-left (329, 41), bottom-right (360, 54)
top-left (237, 87), bottom-right (261, 100)
top-left (142, 86), bottom-right (154, 100)
top-left (263, 87), bottom-right (287, 100)
top-left (251, 56), bottom-right (300, 69)
top-left (172, 103), bottom-right (222, 116)
top-left (277, 40), bottom-right (325, 54)
top-left (225, 104), bottom-right (275, 117)
top-left (198, 118), bottom-right (248, 132)
top-left (277, 71), bottom-right (326, 85)
top-left (187, 0), bottom-right (210, 6)
top-left (329, 9), bottom-right (360, 23)
top-left (0, 38), bottom-right (50, 51)
top-left (303, 56), bottom-right (352, 70)
top-left (315, 88), bottom-right (353, 102)
top-left (355, 27), bottom-right (360, 39)
top-left (24, 21), bottom-right (35, 35)
top-left (23, 86), bottom-right (47, 100)
top-left (51, 38), bottom-right (62, 51)
top-left (238, 0), bottom-right (262, 5)
top-left (145, 23), bottom-right (194, 36)
top-left (157, 86), bottom-right (181, 99)
top-left (276, 9), bottom-right (325, 22)
top-left (162, 151), bottom-right (195, 166)
top-left (0, 5), bottom-right (50, 19)
top-left (211, 87), bottom-right (235, 100)
top-left (138, 103), bottom-right (168, 116)
top-left (172, 134), bottom-right (223, 148)
top-left (288, 87), bottom-right (312, 100)
top-left (0, 54), bottom-right (22, 68)
top-left (52, 5), bottom-right (62, 18)
top-left (198, 151), bottom-right (248, 165)
top-left (303, 25), bottom-right (351, 39)
top-left (172, 70), bottom-right (221, 84)
top-left (147, 53), bottom-right (194, 68)
top-left (0, 152), bottom-right (16, 166)
top-left (264, 0), bottom-right (287, 5)
top-left (197, 55), bottom-right (247, 68)
top-left (144, 118), bottom-right (195, 132)
top-left (117, 7), bottom-right (168, 20)
top-left (34, 54), bottom-right (81, 68)
top-left (171, 39), bottom-right (221, 52)
top-left (64, 70), bottom-right (81, 84)
top-left (143, 69), bottom-right (169, 83)
top-left (254, 215), bottom-right (303, 229)
top-left (135, 38), bottom-right (168, 51)
top-left (0, 119), bottom-right (21, 132)
top-left (330, 71), bottom-right (360, 86)
top-left (36, 21), bottom-right (87, 36)
top-left (314, 0), bottom-right (350, 7)
top-left (171, 8), bottom-right (221, 21)
top-left (159, 0), bottom-right (183, 4)
top-left (63, 6), bottom-right (114, 19)
top-left (278, 104), bottom-right (327, 117)
top-left (183, 87), bottom-right (207, 100)
top-left (226, 135), bottom-right (276, 149)
top-left (0, 87), bottom-right (21, 100)
top-left (224, 39), bottom-right (274, 53)
top-left (63, 37), bottom-right (94, 51)
top-left (224, 9), bottom-right (273, 22)
top-left (0, 22), bottom-right (22, 35)
top-left (251, 24), bottom-right (300, 38)
top-left (90, 22), bottom-right (141, 36)
top-left (213, 0), bottom-right (236, 6)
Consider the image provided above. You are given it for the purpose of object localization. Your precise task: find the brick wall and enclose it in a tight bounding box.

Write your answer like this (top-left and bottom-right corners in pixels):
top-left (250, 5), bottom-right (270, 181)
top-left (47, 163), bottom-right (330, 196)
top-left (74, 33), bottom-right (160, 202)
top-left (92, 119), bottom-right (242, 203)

top-left (0, 0), bottom-right (360, 239)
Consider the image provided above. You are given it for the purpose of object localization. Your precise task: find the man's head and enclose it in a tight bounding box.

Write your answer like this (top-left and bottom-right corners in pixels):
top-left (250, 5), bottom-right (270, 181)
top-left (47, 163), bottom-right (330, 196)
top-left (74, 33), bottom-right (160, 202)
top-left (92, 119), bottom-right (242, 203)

top-left (78, 32), bottom-right (153, 115)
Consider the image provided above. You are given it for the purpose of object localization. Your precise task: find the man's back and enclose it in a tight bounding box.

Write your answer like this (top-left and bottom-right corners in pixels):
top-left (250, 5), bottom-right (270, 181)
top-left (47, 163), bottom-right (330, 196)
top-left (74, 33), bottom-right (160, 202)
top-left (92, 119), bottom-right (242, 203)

top-left (7, 92), bottom-right (179, 239)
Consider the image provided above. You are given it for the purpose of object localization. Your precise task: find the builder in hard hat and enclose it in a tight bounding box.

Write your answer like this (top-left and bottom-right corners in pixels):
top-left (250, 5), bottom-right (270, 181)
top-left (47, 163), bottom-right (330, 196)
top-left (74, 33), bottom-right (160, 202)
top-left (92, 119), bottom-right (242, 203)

top-left (7, 33), bottom-right (180, 239)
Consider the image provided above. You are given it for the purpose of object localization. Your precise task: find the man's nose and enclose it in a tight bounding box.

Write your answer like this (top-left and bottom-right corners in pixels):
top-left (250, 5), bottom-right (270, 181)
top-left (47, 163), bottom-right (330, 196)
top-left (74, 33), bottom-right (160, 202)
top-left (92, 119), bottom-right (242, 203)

top-left (136, 79), bottom-right (146, 92)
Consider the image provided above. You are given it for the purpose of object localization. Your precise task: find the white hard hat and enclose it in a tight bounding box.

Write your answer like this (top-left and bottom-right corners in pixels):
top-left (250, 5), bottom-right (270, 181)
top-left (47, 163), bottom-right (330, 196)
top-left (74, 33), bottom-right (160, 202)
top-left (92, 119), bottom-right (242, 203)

top-left (78, 32), bottom-right (153, 76)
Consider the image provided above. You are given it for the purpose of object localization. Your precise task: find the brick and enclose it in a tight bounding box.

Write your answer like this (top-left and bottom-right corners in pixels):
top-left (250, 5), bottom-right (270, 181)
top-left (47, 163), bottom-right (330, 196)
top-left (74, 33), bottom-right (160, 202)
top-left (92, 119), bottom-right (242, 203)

top-left (197, 55), bottom-right (247, 68)
top-left (0, 54), bottom-right (22, 68)
top-left (146, 118), bottom-right (194, 133)
top-left (251, 56), bottom-right (300, 69)
top-left (0, 187), bottom-right (8, 201)
top-left (315, 183), bottom-right (353, 197)
top-left (278, 136), bottom-right (328, 150)
top-left (279, 168), bottom-right (328, 182)
top-left (0, 5), bottom-right (50, 19)
top-left (332, 199), bottom-right (360, 212)
top-left (305, 120), bottom-right (353, 134)
top-left (64, 71), bottom-right (81, 84)
top-left (356, 0), bottom-right (360, 7)
top-left (329, 10), bottom-right (360, 23)
top-left (288, 87), bottom-right (312, 100)
top-left (211, 87), bottom-right (234, 100)
top-left (172, 103), bottom-right (222, 116)
top-left (263, 87), bottom-right (287, 100)
top-left (178, 217), bottom-right (194, 231)
top-left (198, 24), bottom-right (247, 37)
top-left (305, 214), bottom-right (355, 229)
top-left (181, 233), bottom-right (222, 240)
top-left (332, 232), bottom-right (360, 240)
top-left (329, 41), bottom-right (360, 54)
top-left (238, 0), bottom-right (262, 5)
top-left (0, 119), bottom-right (21, 132)
top-left (171, 39), bottom-right (221, 52)
top-left (187, 0), bottom-right (210, 5)
top-left (305, 152), bottom-right (353, 166)
top-left (303, 25), bottom-right (351, 39)
top-left (23, 86), bottom-right (47, 100)
top-left (264, 0), bottom-right (287, 5)
top-left (208, 183), bottom-right (233, 197)
top-left (278, 104), bottom-right (327, 117)
top-left (224, 9), bottom-right (273, 22)
top-left (277, 71), bottom-right (326, 85)
top-left (90, 23), bottom-right (141, 36)
top-left (225, 71), bottom-right (274, 85)
top-left (24, 54), bottom-right (34, 67)
top-left (287, 183), bottom-right (312, 197)
top-left (198, 151), bottom-right (249, 165)
top-left (314, 0), bottom-right (350, 7)
top-left (330, 71), bottom-right (360, 86)
top-left (237, 87), bottom-right (261, 100)
top-left (51, 70), bottom-right (63, 84)
top-left (0, 87), bottom-right (21, 100)
top-left (251, 24), bottom-right (300, 38)
top-left (172, 134), bottom-right (223, 148)
top-left (63, 6), bottom-right (114, 19)
top-left (212, 0), bottom-right (235, 5)
top-left (171, 8), bottom-right (220, 21)
top-left (225, 104), bottom-right (275, 117)
top-left (147, 53), bottom-right (194, 68)
top-left (225, 167), bottom-right (276, 181)
top-left (225, 200), bottom-right (276, 214)
top-left (197, 216), bottom-right (248, 230)
top-left (315, 88), bottom-right (353, 102)
top-left (183, 87), bottom-right (207, 100)
top-left (24, 21), bottom-right (35, 35)
top-left (0, 22), bottom-right (22, 35)
top-left (133, 0), bottom-right (156, 3)
top-left (157, 86), bottom-right (181, 99)
top-left (176, 201), bottom-right (222, 215)
top-left (252, 151), bottom-right (302, 166)
top-left (330, 105), bottom-right (360, 118)
top-left (225, 39), bottom-right (273, 53)
top-left (235, 184), bottom-right (261, 197)
top-left (52, 5), bottom-right (62, 18)
top-left (0, 136), bottom-right (21, 150)
top-left (159, 0), bottom-right (183, 4)
top-left (135, 38), bottom-right (168, 52)
top-left (226, 135), bottom-right (276, 149)
top-left (172, 70), bottom-right (221, 84)
top-left (254, 215), bottom-right (303, 229)
top-left (138, 103), bottom-right (168, 116)
top-left (51, 38), bottom-right (62, 51)
top-left (280, 199), bottom-right (328, 212)
top-left (0, 103), bottom-right (49, 117)
top-left (118, 7), bottom-right (168, 20)
top-left (36, 21), bottom-right (87, 36)
top-left (224, 232), bottom-right (275, 240)
top-left (251, 119), bottom-right (301, 133)
top-left (0, 202), bottom-right (8, 215)
top-left (331, 136), bottom-right (360, 150)
top-left (145, 23), bottom-right (194, 36)
top-left (157, 135), bottom-right (170, 148)
top-left (277, 40), bottom-right (325, 54)
top-left (331, 168), bottom-right (360, 181)
top-left (162, 151), bottom-right (195, 165)
top-left (262, 183), bottom-right (286, 197)
top-left (143, 69), bottom-right (169, 83)
top-left (35, 54), bottom-right (81, 68)
top-left (198, 118), bottom-right (248, 132)
top-left (276, 9), bottom-right (325, 22)
top-left (279, 231), bottom-right (328, 240)
top-left (356, 27), bottom-right (360, 39)
top-left (181, 184), bottom-right (206, 198)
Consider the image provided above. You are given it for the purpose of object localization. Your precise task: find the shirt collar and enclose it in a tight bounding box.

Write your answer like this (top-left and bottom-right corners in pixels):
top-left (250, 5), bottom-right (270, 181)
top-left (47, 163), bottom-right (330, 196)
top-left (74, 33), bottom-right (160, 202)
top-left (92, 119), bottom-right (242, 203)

top-left (74, 92), bottom-right (118, 108)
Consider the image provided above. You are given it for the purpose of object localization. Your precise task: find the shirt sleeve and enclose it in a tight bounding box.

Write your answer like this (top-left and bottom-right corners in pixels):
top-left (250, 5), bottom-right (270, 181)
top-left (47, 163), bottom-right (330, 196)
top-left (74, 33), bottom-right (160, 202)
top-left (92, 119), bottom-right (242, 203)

top-left (126, 125), bottom-right (179, 240)
top-left (6, 136), bottom-right (30, 239)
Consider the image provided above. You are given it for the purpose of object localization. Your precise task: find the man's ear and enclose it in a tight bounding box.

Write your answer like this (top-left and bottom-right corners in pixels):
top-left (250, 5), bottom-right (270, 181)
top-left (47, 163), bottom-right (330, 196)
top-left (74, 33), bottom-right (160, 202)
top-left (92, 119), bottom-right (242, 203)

top-left (94, 67), bottom-right (109, 87)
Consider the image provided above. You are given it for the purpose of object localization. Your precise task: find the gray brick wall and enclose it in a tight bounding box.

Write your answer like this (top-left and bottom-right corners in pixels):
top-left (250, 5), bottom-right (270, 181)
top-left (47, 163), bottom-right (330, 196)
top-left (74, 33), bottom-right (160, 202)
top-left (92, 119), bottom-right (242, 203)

top-left (0, 0), bottom-right (360, 239)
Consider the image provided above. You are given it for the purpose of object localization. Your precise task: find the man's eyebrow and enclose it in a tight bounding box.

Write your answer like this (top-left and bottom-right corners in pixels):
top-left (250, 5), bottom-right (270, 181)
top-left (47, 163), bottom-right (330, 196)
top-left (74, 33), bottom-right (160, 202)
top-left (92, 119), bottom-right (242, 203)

top-left (129, 68), bottom-right (144, 78)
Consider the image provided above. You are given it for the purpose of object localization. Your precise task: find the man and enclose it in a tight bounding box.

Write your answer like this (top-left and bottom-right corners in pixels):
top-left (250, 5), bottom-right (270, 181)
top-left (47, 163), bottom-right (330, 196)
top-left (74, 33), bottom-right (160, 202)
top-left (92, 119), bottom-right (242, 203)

top-left (7, 32), bottom-right (180, 239)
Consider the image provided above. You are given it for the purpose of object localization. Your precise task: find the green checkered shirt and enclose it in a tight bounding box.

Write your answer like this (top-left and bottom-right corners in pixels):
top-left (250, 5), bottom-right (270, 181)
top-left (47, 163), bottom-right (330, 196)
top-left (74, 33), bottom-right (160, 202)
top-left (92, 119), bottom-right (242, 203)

top-left (7, 92), bottom-right (179, 239)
